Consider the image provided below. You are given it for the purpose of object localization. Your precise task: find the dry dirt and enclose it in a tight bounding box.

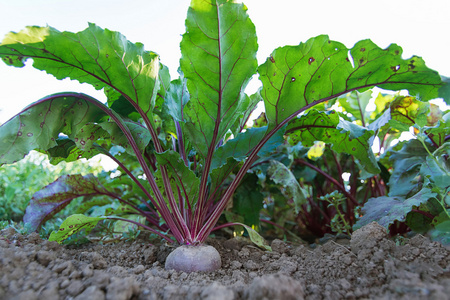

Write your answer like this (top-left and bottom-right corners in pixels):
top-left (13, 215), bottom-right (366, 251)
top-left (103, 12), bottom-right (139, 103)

top-left (1, 222), bottom-right (449, 300)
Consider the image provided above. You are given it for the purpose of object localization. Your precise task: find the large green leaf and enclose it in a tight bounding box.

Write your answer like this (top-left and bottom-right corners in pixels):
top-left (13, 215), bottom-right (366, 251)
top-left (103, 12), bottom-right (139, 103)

top-left (259, 35), bottom-right (449, 129)
top-left (354, 187), bottom-right (437, 231)
top-left (0, 23), bottom-right (160, 115)
top-left (180, 0), bottom-right (258, 158)
top-left (285, 109), bottom-right (379, 174)
top-left (0, 94), bottom-right (107, 165)
top-left (23, 174), bottom-right (114, 232)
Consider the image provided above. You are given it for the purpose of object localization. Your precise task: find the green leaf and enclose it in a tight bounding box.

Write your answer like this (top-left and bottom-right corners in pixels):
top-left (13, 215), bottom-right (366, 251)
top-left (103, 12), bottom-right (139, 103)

top-left (232, 222), bottom-right (271, 251)
top-left (0, 93), bottom-right (107, 166)
top-left (388, 119), bottom-right (411, 132)
top-left (425, 112), bottom-right (450, 147)
top-left (388, 139), bottom-right (431, 197)
top-left (74, 197), bottom-right (112, 214)
top-left (267, 160), bottom-right (308, 213)
top-left (390, 96), bottom-right (430, 127)
top-left (180, 0), bottom-right (258, 158)
top-left (354, 187), bottom-right (437, 231)
top-left (23, 174), bottom-right (113, 232)
top-left (428, 220), bottom-right (450, 246)
top-left (155, 150), bottom-right (200, 207)
top-left (99, 121), bottom-right (151, 155)
top-left (0, 24), bottom-right (160, 115)
top-left (211, 126), bottom-right (284, 170)
top-left (49, 214), bottom-right (105, 244)
top-left (232, 174), bottom-right (264, 228)
top-left (420, 142), bottom-right (450, 190)
top-left (231, 91), bottom-right (263, 135)
top-left (164, 78), bottom-right (190, 122)
top-left (339, 90), bottom-right (372, 125)
top-left (405, 209), bottom-right (433, 233)
top-left (438, 76), bottom-right (450, 105)
top-left (259, 35), bottom-right (448, 130)
top-left (286, 110), bottom-right (379, 174)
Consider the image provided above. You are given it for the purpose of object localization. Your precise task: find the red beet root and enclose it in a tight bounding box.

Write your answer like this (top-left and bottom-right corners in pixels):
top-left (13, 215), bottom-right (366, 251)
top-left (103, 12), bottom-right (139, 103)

top-left (165, 245), bottom-right (222, 273)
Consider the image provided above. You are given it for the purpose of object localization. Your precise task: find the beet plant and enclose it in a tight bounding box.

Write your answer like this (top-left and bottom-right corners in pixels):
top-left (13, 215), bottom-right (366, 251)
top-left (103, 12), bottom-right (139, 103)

top-left (241, 91), bottom-right (449, 243)
top-left (0, 0), bottom-right (449, 272)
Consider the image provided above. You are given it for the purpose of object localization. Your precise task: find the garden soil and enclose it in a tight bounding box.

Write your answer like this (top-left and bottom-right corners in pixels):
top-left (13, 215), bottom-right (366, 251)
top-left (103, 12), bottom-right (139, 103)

top-left (1, 222), bottom-right (449, 300)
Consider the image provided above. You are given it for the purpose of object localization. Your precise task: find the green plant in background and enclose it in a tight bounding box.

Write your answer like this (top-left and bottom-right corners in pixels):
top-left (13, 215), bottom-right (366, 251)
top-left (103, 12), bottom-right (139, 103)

top-left (354, 96), bottom-right (450, 245)
top-left (234, 90), bottom-right (449, 244)
top-left (0, 151), bottom-right (102, 223)
top-left (0, 0), bottom-right (449, 272)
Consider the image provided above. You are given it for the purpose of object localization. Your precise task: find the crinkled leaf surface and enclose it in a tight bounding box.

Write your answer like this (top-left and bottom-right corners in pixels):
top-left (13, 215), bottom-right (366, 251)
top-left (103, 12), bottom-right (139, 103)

top-left (24, 174), bottom-right (113, 232)
top-left (286, 110), bottom-right (379, 173)
top-left (180, 0), bottom-right (258, 158)
top-left (0, 93), bottom-right (107, 165)
top-left (0, 24), bottom-right (160, 115)
top-left (354, 187), bottom-right (437, 231)
top-left (390, 96), bottom-right (430, 127)
top-left (259, 35), bottom-right (449, 129)
top-left (48, 214), bottom-right (105, 244)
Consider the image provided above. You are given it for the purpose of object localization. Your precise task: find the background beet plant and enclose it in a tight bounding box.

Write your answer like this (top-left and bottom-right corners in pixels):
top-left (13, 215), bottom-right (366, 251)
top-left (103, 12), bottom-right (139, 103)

top-left (0, 0), bottom-right (449, 271)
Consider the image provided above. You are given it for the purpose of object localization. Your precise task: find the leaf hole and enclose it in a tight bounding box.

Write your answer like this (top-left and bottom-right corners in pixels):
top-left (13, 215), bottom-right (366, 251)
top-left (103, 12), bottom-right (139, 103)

top-left (308, 57), bottom-right (315, 65)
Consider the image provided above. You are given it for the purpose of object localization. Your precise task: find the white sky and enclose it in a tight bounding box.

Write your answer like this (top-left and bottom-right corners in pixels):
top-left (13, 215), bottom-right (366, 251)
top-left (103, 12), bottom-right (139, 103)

top-left (0, 0), bottom-right (449, 123)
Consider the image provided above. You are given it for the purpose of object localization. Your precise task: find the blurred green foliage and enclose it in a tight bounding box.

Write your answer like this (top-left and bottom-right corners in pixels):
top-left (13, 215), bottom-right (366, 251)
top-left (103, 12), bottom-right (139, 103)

top-left (0, 151), bottom-right (103, 233)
